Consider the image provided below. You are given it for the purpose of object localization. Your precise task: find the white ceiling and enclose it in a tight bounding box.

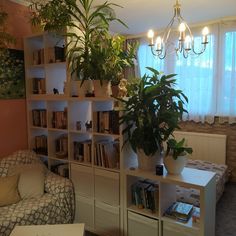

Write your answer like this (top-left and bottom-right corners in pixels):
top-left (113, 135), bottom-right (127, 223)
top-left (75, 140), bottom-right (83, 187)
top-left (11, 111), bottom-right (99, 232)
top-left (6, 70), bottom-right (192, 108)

top-left (97, 0), bottom-right (236, 36)
top-left (17, 0), bottom-right (236, 36)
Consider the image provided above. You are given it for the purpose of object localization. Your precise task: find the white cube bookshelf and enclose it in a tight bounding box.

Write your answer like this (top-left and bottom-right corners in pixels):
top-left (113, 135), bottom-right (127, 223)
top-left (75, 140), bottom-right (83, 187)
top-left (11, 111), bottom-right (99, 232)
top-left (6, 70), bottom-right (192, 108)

top-left (25, 32), bottom-right (216, 236)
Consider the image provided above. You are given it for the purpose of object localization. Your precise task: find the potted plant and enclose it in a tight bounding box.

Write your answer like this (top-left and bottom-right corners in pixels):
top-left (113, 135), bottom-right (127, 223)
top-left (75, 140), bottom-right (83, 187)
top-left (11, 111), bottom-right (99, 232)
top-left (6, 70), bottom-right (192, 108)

top-left (164, 138), bottom-right (193, 174)
top-left (118, 67), bottom-right (188, 170)
top-left (89, 33), bottom-right (138, 96)
top-left (29, 0), bottom-right (133, 97)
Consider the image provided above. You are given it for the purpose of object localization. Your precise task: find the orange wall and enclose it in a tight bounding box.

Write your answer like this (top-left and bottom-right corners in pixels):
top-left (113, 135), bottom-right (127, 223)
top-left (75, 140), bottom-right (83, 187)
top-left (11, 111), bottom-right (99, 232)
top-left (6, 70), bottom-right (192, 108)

top-left (0, 0), bottom-right (32, 157)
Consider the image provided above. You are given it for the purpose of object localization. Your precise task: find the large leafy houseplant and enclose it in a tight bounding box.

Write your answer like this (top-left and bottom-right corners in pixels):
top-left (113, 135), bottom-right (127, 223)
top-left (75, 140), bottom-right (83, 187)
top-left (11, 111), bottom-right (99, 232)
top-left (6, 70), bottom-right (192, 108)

top-left (89, 33), bottom-right (137, 85)
top-left (30, 0), bottom-right (134, 86)
top-left (119, 67), bottom-right (188, 157)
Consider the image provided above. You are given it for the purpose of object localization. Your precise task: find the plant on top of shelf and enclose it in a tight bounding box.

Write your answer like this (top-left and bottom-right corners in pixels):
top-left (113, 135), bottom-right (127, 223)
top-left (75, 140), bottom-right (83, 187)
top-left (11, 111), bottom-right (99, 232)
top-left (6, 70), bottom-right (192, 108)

top-left (29, 0), bottom-right (136, 92)
top-left (118, 67), bottom-right (189, 170)
top-left (90, 33), bottom-right (138, 85)
top-left (164, 138), bottom-right (193, 174)
top-left (166, 138), bottom-right (193, 160)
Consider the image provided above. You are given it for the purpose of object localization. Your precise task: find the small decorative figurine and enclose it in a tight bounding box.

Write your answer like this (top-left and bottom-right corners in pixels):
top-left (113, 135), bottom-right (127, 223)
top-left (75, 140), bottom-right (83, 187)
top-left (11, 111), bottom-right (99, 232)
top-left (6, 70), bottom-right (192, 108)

top-left (53, 88), bottom-right (59, 94)
top-left (76, 121), bottom-right (82, 131)
top-left (118, 78), bottom-right (128, 97)
top-left (85, 120), bottom-right (92, 131)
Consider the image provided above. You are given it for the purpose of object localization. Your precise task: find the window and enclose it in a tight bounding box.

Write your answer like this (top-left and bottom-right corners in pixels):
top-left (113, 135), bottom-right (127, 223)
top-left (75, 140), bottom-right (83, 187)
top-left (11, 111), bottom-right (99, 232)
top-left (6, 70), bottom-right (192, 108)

top-left (137, 21), bottom-right (236, 123)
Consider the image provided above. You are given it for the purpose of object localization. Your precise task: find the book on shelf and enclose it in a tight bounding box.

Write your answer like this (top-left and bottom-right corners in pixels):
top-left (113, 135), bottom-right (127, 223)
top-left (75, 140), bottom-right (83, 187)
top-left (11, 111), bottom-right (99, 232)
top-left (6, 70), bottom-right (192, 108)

top-left (32, 77), bottom-right (46, 94)
top-left (34, 135), bottom-right (48, 155)
top-left (51, 107), bottom-right (67, 129)
top-left (47, 46), bottom-right (65, 63)
top-left (164, 201), bottom-right (194, 222)
top-left (32, 109), bottom-right (47, 127)
top-left (93, 110), bottom-right (119, 134)
top-left (73, 140), bottom-right (92, 163)
top-left (192, 207), bottom-right (200, 224)
top-left (33, 48), bottom-right (44, 65)
top-left (131, 179), bottom-right (159, 213)
top-left (55, 134), bottom-right (68, 159)
top-left (94, 139), bottom-right (120, 169)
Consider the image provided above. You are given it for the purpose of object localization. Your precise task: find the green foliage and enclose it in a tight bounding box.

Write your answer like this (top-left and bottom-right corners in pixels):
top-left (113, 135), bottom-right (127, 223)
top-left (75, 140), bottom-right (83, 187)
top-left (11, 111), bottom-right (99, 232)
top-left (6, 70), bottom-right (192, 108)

top-left (29, 0), bottom-right (135, 85)
top-left (89, 33), bottom-right (138, 85)
top-left (166, 138), bottom-right (193, 160)
top-left (0, 49), bottom-right (25, 99)
top-left (118, 67), bottom-right (188, 156)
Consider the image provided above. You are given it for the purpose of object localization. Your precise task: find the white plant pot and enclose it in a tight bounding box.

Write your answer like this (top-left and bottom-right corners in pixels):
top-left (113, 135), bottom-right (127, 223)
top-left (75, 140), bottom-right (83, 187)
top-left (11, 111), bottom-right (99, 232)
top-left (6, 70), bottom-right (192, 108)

top-left (137, 149), bottom-right (163, 171)
top-left (164, 155), bottom-right (187, 175)
top-left (93, 80), bottom-right (111, 97)
top-left (71, 80), bottom-right (94, 97)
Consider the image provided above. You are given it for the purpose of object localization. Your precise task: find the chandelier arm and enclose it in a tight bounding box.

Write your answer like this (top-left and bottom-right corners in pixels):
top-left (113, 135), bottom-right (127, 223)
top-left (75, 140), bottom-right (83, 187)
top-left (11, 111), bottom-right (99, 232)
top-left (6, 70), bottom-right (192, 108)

top-left (191, 41), bottom-right (208, 55)
top-left (150, 43), bottom-right (167, 59)
top-left (162, 15), bottom-right (175, 39)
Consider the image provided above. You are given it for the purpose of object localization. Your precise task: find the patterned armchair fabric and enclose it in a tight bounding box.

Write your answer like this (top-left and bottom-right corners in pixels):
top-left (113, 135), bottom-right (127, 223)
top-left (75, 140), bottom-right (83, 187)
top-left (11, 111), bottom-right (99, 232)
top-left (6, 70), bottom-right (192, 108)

top-left (0, 150), bottom-right (75, 236)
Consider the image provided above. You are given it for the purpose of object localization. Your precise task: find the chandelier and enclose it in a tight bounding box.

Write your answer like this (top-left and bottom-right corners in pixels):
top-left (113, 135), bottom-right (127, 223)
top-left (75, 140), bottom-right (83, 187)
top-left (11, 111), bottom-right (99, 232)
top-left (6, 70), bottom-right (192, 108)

top-left (147, 0), bottom-right (209, 59)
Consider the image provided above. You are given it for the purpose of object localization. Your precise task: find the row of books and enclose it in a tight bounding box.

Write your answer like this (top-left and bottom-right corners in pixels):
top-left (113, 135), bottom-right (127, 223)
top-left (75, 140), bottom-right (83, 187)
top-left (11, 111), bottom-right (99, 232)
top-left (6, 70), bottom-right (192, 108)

top-left (131, 179), bottom-right (159, 213)
top-left (52, 109), bottom-right (67, 129)
top-left (94, 139), bottom-right (120, 169)
top-left (55, 134), bottom-right (68, 159)
top-left (47, 46), bottom-right (65, 63)
top-left (32, 77), bottom-right (46, 94)
top-left (33, 48), bottom-right (44, 65)
top-left (93, 110), bottom-right (119, 134)
top-left (32, 109), bottom-right (47, 127)
top-left (34, 135), bottom-right (48, 155)
top-left (32, 47), bottom-right (65, 65)
top-left (74, 140), bottom-right (92, 163)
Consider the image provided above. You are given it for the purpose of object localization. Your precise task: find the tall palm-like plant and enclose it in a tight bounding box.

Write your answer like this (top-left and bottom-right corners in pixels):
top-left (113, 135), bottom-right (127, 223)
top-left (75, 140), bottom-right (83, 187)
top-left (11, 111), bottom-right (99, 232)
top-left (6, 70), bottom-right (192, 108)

top-left (30, 0), bottom-right (127, 84)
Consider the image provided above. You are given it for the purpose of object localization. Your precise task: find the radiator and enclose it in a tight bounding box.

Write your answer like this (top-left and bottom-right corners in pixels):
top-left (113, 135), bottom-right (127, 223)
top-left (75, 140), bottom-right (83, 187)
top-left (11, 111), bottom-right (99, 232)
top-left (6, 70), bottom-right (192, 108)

top-left (173, 131), bottom-right (227, 165)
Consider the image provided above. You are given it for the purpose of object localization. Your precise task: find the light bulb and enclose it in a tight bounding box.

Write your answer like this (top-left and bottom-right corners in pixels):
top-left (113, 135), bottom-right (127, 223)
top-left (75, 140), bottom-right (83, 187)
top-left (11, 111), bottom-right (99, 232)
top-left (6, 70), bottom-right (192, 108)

top-left (179, 23), bottom-right (186, 32)
top-left (147, 29), bottom-right (154, 45)
top-left (202, 27), bottom-right (209, 36)
top-left (147, 29), bottom-right (154, 38)
top-left (202, 27), bottom-right (209, 44)
top-left (185, 35), bottom-right (191, 50)
top-left (156, 36), bottom-right (162, 50)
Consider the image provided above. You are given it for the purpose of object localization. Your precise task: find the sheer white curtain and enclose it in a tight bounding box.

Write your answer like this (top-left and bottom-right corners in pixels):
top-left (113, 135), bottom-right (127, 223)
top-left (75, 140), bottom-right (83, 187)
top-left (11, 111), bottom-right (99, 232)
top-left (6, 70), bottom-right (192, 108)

top-left (137, 39), bottom-right (165, 76)
top-left (217, 21), bottom-right (236, 124)
top-left (137, 22), bottom-right (236, 124)
top-left (173, 25), bottom-right (218, 123)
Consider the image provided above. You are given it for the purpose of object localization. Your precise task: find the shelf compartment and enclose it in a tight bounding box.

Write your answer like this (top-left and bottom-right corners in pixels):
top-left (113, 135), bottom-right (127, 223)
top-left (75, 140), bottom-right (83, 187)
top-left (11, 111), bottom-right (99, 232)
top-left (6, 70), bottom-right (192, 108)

top-left (162, 220), bottom-right (199, 236)
top-left (70, 164), bottom-right (94, 197)
top-left (69, 132), bottom-right (92, 164)
top-left (95, 201), bottom-right (120, 236)
top-left (68, 100), bottom-right (92, 132)
top-left (74, 195), bottom-right (94, 230)
top-left (128, 211), bottom-right (159, 236)
top-left (94, 169), bottom-right (120, 206)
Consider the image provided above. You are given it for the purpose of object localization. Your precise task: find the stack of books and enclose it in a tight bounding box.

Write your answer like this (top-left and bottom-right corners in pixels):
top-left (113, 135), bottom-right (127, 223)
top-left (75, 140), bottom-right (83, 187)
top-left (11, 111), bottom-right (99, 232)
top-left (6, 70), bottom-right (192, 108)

top-left (164, 201), bottom-right (193, 222)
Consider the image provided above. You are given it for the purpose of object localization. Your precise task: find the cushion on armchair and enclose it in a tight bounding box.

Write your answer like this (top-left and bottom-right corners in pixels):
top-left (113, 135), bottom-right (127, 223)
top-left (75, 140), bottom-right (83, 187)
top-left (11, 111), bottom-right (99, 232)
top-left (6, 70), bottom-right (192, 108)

top-left (8, 163), bottom-right (46, 199)
top-left (0, 175), bottom-right (21, 207)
